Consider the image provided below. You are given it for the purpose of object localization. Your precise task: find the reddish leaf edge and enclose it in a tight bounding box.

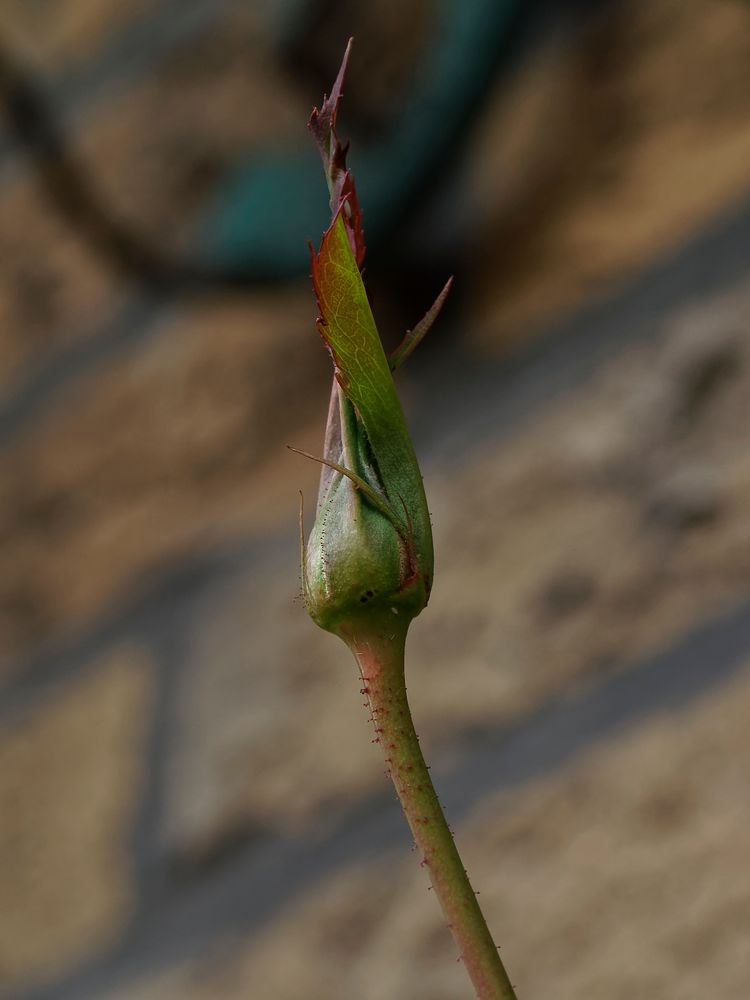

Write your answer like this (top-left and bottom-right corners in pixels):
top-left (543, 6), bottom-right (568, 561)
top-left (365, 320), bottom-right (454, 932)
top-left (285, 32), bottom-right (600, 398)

top-left (308, 203), bottom-right (359, 391)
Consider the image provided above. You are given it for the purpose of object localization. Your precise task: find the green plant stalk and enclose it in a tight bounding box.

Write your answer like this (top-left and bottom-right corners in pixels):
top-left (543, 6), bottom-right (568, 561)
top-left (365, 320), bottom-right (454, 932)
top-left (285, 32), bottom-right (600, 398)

top-left (348, 621), bottom-right (518, 1000)
top-left (302, 40), bottom-right (518, 997)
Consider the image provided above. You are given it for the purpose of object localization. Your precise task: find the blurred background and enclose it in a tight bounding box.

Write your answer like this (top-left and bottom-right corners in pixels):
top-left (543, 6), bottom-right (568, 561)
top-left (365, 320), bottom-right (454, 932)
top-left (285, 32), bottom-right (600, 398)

top-left (1, 1), bottom-right (749, 997)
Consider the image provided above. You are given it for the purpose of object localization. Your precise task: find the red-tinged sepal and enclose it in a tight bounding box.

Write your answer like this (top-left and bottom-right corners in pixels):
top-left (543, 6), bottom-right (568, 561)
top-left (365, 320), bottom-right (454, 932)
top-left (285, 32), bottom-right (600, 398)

top-left (308, 37), bottom-right (351, 162)
top-left (308, 38), bottom-right (366, 268)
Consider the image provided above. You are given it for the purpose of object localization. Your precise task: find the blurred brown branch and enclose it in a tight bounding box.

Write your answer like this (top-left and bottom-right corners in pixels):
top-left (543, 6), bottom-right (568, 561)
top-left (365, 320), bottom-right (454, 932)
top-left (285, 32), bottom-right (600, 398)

top-left (0, 34), bottom-right (258, 294)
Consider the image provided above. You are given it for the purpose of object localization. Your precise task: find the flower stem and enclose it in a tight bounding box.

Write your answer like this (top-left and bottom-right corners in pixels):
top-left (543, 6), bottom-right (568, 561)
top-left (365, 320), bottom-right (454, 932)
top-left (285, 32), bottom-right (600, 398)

top-left (348, 625), bottom-right (518, 1000)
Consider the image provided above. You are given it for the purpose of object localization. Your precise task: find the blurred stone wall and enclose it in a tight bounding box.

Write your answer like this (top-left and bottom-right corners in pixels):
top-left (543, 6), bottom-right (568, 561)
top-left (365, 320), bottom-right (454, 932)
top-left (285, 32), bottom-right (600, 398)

top-left (1, 2), bottom-right (750, 998)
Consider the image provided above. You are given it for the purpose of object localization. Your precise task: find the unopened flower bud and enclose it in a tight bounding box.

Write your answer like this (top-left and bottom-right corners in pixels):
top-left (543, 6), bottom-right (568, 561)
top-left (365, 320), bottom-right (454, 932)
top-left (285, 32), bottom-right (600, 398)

top-left (298, 212), bottom-right (433, 646)
top-left (297, 50), bottom-right (442, 650)
top-left (303, 376), bottom-right (431, 642)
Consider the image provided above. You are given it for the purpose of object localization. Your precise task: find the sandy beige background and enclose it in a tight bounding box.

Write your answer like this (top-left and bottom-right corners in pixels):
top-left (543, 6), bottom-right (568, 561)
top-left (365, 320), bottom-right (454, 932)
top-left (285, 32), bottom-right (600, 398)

top-left (1, 1), bottom-right (749, 997)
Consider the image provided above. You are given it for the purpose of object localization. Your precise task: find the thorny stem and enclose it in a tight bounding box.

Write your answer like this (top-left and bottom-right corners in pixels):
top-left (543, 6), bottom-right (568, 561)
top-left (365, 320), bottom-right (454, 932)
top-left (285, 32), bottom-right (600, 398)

top-left (348, 625), bottom-right (518, 1000)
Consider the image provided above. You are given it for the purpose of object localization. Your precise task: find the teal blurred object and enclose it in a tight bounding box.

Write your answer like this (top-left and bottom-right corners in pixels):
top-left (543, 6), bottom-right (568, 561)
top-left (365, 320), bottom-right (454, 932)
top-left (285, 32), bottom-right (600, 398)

top-left (200, 0), bottom-right (520, 278)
